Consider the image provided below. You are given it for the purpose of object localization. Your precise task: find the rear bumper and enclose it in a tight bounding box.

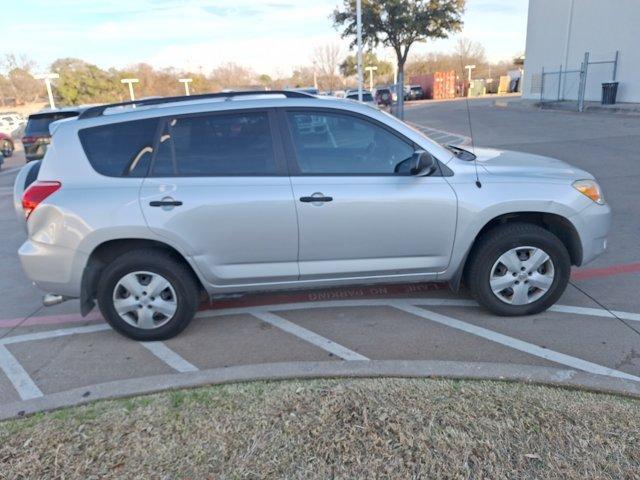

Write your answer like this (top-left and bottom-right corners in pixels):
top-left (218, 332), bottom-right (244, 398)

top-left (18, 240), bottom-right (86, 297)
top-left (572, 202), bottom-right (612, 266)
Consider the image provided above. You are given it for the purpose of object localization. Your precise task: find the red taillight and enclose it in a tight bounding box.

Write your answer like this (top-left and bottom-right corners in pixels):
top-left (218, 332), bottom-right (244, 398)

top-left (22, 135), bottom-right (49, 144)
top-left (21, 181), bottom-right (61, 219)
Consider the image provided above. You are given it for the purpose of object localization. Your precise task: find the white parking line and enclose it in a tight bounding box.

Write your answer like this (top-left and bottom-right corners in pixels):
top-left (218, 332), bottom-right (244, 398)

top-left (0, 345), bottom-right (43, 400)
top-left (250, 311), bottom-right (369, 361)
top-left (549, 304), bottom-right (640, 323)
top-left (139, 341), bottom-right (199, 373)
top-left (0, 324), bottom-right (111, 345)
top-left (393, 303), bottom-right (640, 382)
top-left (198, 297), bottom-right (640, 324)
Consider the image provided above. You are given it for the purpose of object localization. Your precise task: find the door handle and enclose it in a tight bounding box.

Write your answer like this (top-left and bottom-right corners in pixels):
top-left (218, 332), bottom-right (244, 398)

top-left (300, 196), bottom-right (333, 203)
top-left (149, 200), bottom-right (183, 207)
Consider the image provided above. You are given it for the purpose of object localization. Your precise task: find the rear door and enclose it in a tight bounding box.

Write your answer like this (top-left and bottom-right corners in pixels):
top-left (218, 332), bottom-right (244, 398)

top-left (280, 108), bottom-right (458, 280)
top-left (140, 109), bottom-right (299, 288)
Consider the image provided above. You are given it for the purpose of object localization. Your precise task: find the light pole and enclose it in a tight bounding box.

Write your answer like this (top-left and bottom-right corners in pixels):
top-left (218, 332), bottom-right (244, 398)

top-left (121, 78), bottom-right (139, 102)
top-left (34, 73), bottom-right (59, 109)
top-left (464, 64), bottom-right (476, 97)
top-left (365, 65), bottom-right (378, 92)
top-left (356, 0), bottom-right (363, 102)
top-left (464, 64), bottom-right (476, 82)
top-left (312, 60), bottom-right (318, 91)
top-left (179, 78), bottom-right (193, 96)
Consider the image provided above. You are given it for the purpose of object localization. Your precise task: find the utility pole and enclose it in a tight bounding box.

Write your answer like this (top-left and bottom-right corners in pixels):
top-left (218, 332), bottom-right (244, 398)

top-left (356, 0), bottom-right (363, 102)
top-left (34, 73), bottom-right (59, 109)
top-left (365, 65), bottom-right (378, 91)
top-left (179, 78), bottom-right (193, 96)
top-left (121, 78), bottom-right (139, 102)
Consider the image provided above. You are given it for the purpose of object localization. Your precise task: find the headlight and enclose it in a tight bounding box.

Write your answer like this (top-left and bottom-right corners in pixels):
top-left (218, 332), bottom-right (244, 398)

top-left (572, 179), bottom-right (604, 205)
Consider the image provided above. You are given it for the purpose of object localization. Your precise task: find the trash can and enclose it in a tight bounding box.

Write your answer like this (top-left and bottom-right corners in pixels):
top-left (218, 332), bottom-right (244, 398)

top-left (601, 82), bottom-right (619, 105)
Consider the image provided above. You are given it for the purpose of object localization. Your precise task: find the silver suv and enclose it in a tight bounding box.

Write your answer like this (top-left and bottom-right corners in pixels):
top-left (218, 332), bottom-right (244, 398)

top-left (14, 91), bottom-right (611, 340)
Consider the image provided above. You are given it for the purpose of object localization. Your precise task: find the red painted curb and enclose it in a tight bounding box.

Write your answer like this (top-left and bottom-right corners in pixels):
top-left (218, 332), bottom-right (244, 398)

top-left (571, 262), bottom-right (640, 281)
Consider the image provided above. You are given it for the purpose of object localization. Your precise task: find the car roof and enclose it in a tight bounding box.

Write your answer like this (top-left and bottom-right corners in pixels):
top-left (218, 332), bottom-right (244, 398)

top-left (29, 106), bottom-right (91, 119)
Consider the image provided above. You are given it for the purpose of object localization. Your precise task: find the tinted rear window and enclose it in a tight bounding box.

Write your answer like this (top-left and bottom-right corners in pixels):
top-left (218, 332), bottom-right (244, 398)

top-left (25, 112), bottom-right (79, 136)
top-left (151, 111), bottom-right (276, 176)
top-left (79, 119), bottom-right (158, 177)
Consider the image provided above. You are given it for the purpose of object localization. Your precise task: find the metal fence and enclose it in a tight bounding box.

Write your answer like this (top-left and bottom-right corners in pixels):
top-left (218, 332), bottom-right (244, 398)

top-left (539, 51), bottom-right (619, 111)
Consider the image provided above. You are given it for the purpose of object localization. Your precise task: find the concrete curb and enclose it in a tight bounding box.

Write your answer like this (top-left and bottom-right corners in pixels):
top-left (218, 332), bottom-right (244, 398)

top-left (2, 360), bottom-right (639, 421)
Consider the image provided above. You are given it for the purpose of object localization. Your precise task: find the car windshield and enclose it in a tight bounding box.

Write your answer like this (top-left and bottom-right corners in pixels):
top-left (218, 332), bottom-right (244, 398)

top-left (25, 112), bottom-right (79, 136)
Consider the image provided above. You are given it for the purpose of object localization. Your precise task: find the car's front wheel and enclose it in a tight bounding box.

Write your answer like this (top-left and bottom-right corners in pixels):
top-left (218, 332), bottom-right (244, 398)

top-left (97, 249), bottom-right (200, 340)
top-left (466, 223), bottom-right (571, 316)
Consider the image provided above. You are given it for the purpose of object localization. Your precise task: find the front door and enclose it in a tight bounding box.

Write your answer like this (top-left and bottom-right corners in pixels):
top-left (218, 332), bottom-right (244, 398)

top-left (281, 108), bottom-right (457, 280)
top-left (140, 109), bottom-right (299, 288)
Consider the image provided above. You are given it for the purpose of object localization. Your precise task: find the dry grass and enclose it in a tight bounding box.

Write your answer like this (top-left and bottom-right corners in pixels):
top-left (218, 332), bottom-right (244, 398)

top-left (1, 378), bottom-right (639, 479)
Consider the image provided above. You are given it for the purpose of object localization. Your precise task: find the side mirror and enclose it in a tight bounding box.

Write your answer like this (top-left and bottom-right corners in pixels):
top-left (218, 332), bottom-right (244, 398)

top-left (410, 150), bottom-right (437, 176)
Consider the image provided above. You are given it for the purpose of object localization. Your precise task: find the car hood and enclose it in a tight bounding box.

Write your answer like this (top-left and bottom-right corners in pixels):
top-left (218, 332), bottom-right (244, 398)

top-left (473, 147), bottom-right (593, 181)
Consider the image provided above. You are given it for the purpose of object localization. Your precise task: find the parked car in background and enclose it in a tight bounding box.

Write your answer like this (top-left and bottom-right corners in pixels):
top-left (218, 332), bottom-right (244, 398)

top-left (389, 84), bottom-right (410, 101)
top-left (22, 108), bottom-right (84, 161)
top-left (409, 85), bottom-right (424, 100)
top-left (2, 111), bottom-right (26, 124)
top-left (374, 87), bottom-right (393, 106)
top-left (288, 87), bottom-right (319, 95)
top-left (14, 90), bottom-right (610, 341)
top-left (0, 132), bottom-right (14, 159)
top-left (345, 90), bottom-right (377, 107)
top-left (0, 115), bottom-right (21, 136)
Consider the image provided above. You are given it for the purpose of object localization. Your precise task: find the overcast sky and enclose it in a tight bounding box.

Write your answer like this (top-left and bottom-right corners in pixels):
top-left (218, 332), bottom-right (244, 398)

top-left (2, 0), bottom-right (529, 75)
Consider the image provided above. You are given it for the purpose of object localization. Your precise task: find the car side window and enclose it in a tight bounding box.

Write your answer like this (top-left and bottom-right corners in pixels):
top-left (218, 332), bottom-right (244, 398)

top-left (286, 111), bottom-right (414, 174)
top-left (150, 111), bottom-right (277, 176)
top-left (79, 118), bottom-right (158, 177)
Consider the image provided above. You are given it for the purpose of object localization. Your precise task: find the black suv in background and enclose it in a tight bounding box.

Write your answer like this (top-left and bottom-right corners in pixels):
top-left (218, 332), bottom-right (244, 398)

top-left (409, 85), bottom-right (424, 100)
top-left (22, 108), bottom-right (84, 161)
top-left (374, 87), bottom-right (392, 106)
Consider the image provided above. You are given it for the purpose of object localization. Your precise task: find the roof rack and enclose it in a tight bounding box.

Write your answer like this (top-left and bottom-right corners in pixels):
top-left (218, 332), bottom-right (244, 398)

top-left (78, 90), bottom-right (315, 119)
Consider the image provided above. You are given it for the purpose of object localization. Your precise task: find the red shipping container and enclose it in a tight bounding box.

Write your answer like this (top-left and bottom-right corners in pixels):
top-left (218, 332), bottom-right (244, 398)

top-left (433, 70), bottom-right (457, 100)
top-left (409, 74), bottom-right (434, 99)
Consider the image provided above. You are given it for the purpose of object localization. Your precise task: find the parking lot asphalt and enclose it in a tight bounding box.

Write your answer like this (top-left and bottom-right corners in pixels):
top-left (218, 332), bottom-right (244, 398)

top-left (1, 99), bottom-right (640, 417)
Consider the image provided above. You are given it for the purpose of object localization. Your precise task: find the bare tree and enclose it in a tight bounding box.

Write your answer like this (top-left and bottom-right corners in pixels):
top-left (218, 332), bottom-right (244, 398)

top-left (312, 44), bottom-right (342, 92)
top-left (211, 62), bottom-right (257, 89)
top-left (453, 37), bottom-right (487, 77)
top-left (1, 54), bottom-right (42, 104)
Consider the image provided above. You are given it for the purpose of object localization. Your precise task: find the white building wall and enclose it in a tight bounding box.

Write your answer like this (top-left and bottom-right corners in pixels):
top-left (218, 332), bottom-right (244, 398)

top-left (523, 0), bottom-right (640, 103)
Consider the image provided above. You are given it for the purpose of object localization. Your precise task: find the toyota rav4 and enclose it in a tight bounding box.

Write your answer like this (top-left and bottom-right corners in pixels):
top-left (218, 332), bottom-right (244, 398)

top-left (13, 91), bottom-right (611, 340)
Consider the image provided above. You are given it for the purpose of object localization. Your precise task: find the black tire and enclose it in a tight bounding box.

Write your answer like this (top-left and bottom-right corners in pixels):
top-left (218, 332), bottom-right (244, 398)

top-left (97, 249), bottom-right (200, 340)
top-left (466, 223), bottom-right (571, 316)
top-left (1, 139), bottom-right (12, 157)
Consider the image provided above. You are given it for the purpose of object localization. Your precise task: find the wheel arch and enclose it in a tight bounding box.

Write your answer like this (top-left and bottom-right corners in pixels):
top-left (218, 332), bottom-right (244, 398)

top-left (80, 238), bottom-right (207, 316)
top-left (450, 211), bottom-right (582, 291)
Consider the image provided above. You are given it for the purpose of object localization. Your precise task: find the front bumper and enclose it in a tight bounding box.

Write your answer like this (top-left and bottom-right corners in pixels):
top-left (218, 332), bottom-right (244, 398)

top-left (18, 240), bottom-right (87, 297)
top-left (571, 202), bottom-right (612, 266)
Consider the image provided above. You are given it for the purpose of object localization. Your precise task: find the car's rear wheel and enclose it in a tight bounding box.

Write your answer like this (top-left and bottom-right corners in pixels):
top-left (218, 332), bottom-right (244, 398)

top-left (97, 249), bottom-right (199, 340)
top-left (466, 223), bottom-right (571, 316)
top-left (1, 139), bottom-right (12, 158)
